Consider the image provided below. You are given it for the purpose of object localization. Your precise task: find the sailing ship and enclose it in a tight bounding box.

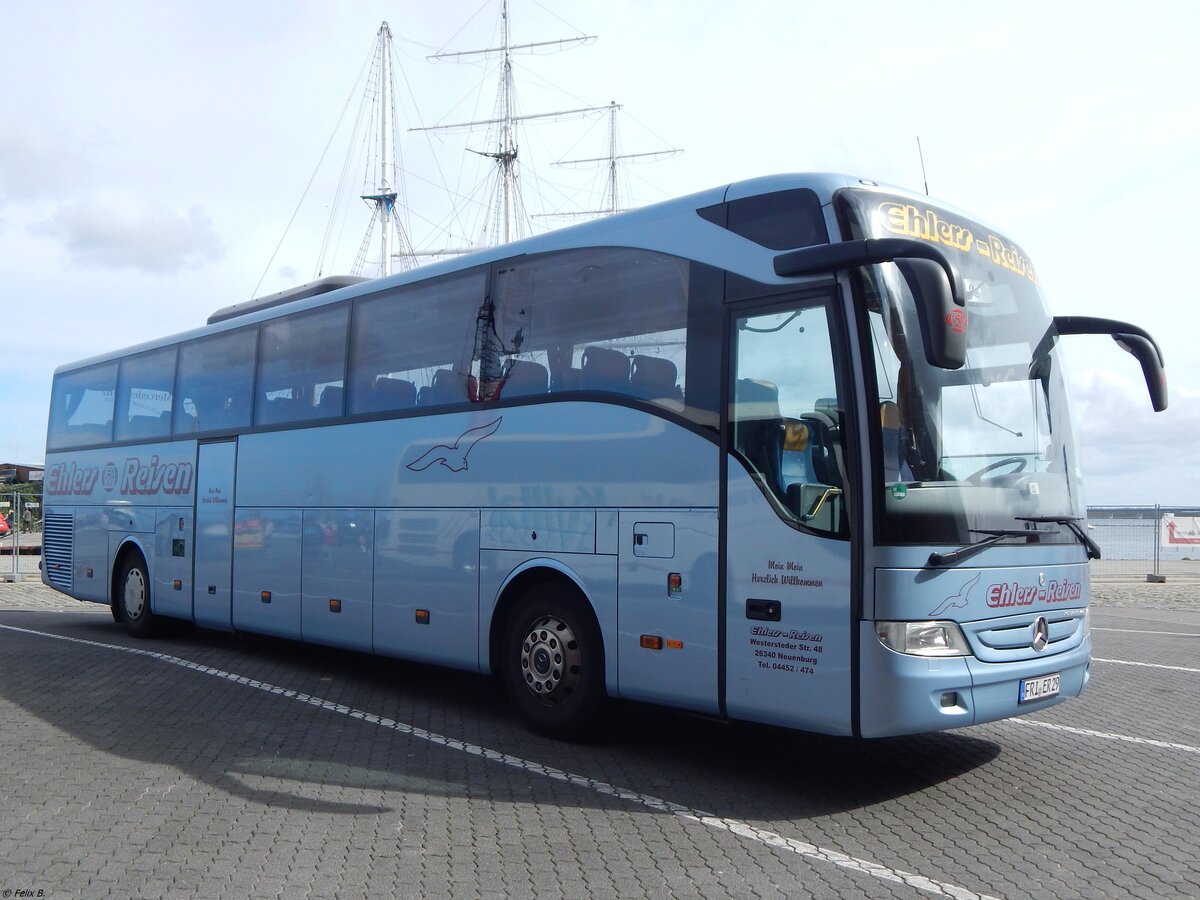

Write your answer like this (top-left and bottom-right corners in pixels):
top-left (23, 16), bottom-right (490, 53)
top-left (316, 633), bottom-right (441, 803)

top-left (263, 1), bottom-right (679, 288)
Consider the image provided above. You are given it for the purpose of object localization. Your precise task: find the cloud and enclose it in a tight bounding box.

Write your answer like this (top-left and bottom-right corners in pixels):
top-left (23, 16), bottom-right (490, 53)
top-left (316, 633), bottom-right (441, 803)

top-left (33, 189), bottom-right (224, 273)
top-left (0, 126), bottom-right (81, 203)
top-left (1070, 369), bottom-right (1199, 503)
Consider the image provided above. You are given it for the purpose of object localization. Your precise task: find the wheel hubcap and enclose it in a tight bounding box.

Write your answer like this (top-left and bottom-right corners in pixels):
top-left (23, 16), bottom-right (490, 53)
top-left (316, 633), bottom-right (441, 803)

top-left (519, 614), bottom-right (581, 703)
top-left (124, 569), bottom-right (146, 619)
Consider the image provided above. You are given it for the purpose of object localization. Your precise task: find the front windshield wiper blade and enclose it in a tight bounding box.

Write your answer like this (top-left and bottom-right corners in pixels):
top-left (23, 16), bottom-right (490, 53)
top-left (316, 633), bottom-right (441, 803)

top-left (927, 527), bottom-right (1060, 568)
top-left (1017, 516), bottom-right (1101, 560)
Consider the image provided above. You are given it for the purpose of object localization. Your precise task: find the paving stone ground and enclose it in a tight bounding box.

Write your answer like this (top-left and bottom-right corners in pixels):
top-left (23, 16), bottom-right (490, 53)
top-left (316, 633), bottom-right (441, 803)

top-left (1, 578), bottom-right (1198, 899)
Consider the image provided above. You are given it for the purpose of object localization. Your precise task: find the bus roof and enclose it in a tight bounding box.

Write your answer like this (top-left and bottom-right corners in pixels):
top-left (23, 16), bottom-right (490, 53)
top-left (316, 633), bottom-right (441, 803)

top-left (53, 172), bottom-right (950, 375)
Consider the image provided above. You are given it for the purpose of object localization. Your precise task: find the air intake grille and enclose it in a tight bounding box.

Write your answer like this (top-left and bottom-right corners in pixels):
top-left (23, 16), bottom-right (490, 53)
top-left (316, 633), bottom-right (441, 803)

top-left (42, 513), bottom-right (74, 592)
top-left (966, 611), bottom-right (1085, 663)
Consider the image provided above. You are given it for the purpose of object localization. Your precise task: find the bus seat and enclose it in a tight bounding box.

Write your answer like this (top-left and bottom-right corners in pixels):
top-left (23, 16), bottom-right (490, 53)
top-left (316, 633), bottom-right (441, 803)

top-left (317, 385), bottom-right (343, 416)
top-left (420, 369), bottom-right (469, 406)
top-left (260, 396), bottom-right (299, 424)
top-left (630, 355), bottom-right (682, 401)
top-left (803, 398), bottom-right (845, 488)
top-left (581, 346), bottom-right (631, 393)
top-left (551, 367), bottom-right (581, 392)
top-left (372, 376), bottom-right (416, 411)
top-left (501, 360), bottom-right (548, 397)
top-left (124, 415), bottom-right (161, 439)
top-left (734, 378), bottom-right (784, 493)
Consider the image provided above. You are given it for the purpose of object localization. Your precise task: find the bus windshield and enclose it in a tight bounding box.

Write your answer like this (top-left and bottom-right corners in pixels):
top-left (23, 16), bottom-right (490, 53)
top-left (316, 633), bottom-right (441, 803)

top-left (840, 189), bottom-right (1084, 545)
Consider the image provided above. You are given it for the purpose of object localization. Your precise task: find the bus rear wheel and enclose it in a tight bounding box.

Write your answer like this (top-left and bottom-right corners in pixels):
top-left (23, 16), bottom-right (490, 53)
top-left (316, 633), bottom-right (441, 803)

top-left (502, 584), bottom-right (604, 740)
top-left (118, 555), bottom-right (157, 638)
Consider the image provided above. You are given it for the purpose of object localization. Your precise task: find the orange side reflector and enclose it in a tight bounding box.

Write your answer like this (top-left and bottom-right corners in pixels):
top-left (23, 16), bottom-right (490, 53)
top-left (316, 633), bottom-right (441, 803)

top-left (173, 579), bottom-right (183, 591)
top-left (667, 573), bottom-right (682, 595)
top-left (666, 639), bottom-right (683, 650)
top-left (329, 598), bottom-right (342, 613)
top-left (640, 635), bottom-right (663, 650)
top-left (261, 591), bottom-right (272, 603)
top-left (415, 609), bottom-right (430, 625)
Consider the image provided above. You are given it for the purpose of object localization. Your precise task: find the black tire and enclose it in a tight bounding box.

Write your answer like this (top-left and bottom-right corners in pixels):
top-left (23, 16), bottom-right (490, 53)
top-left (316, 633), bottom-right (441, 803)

top-left (501, 583), bottom-right (605, 740)
top-left (117, 554), bottom-right (157, 638)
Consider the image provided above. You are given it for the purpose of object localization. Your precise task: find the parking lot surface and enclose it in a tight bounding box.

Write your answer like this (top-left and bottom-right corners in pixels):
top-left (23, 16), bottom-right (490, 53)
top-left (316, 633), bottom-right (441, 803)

top-left (1, 579), bottom-right (1198, 899)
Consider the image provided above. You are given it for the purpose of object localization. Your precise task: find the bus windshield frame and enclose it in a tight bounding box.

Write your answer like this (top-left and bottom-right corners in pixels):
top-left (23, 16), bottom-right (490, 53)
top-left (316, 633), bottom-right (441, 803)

top-left (838, 189), bottom-right (1086, 546)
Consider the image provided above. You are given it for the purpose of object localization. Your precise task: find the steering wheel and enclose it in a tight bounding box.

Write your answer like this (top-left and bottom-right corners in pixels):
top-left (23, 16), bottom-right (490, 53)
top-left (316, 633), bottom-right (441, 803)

top-left (967, 456), bottom-right (1027, 483)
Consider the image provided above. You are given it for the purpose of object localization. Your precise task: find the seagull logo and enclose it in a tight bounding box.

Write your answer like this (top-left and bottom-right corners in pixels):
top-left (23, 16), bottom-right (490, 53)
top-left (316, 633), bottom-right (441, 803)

top-left (928, 571), bottom-right (981, 617)
top-left (405, 417), bottom-right (502, 473)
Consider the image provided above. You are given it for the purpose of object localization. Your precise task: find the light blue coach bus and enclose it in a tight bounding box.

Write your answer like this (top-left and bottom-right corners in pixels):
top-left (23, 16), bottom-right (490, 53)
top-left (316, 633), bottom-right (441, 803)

top-left (41, 174), bottom-right (1166, 739)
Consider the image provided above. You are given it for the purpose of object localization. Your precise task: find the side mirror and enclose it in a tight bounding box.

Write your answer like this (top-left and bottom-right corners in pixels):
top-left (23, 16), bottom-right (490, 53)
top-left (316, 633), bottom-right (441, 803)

top-left (1052, 316), bottom-right (1168, 412)
top-left (1114, 333), bottom-right (1168, 412)
top-left (895, 258), bottom-right (967, 370)
top-left (774, 237), bottom-right (967, 369)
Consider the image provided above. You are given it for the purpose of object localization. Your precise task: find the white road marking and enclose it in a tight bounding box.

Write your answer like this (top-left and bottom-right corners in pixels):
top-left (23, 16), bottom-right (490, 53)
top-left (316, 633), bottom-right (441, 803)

top-left (0, 622), bottom-right (994, 900)
top-left (1093, 657), bottom-right (1200, 674)
top-left (1006, 718), bottom-right (1200, 756)
top-left (1093, 627), bottom-right (1200, 637)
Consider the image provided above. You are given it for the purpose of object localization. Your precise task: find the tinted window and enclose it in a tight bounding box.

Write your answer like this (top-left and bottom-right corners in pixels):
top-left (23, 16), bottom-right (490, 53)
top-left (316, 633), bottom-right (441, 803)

top-left (486, 248), bottom-right (693, 418)
top-left (699, 188), bottom-right (828, 250)
top-left (114, 347), bottom-right (177, 442)
top-left (176, 328), bottom-right (257, 435)
top-left (732, 297), bottom-right (848, 537)
top-left (348, 271), bottom-right (486, 414)
top-left (47, 363), bottom-right (117, 450)
top-left (255, 305), bottom-right (350, 426)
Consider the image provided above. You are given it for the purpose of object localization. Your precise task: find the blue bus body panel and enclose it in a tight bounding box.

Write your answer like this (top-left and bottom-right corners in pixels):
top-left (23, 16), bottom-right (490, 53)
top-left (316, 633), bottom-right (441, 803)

top-left (233, 403), bottom-right (719, 510)
top-left (233, 508), bottom-right (303, 639)
top-left (374, 509), bottom-right (480, 669)
top-left (302, 509), bottom-right (374, 653)
top-left (616, 509), bottom-right (719, 713)
top-left (151, 508), bottom-right (192, 619)
top-left (42, 441), bottom-right (200, 605)
top-left (858, 622), bottom-right (1090, 737)
top-left (861, 562), bottom-right (1092, 737)
top-left (723, 467), bottom-right (853, 735)
top-left (193, 441), bottom-right (236, 631)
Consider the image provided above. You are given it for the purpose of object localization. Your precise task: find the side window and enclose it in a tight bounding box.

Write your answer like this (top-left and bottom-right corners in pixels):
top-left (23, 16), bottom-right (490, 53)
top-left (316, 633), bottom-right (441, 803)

top-left (348, 271), bottom-right (486, 414)
top-left (176, 329), bottom-right (257, 435)
top-left (47, 363), bottom-right (117, 450)
top-left (114, 347), bottom-right (177, 442)
top-left (488, 248), bottom-right (691, 415)
top-left (731, 300), bottom-right (847, 536)
top-left (256, 306), bottom-right (349, 426)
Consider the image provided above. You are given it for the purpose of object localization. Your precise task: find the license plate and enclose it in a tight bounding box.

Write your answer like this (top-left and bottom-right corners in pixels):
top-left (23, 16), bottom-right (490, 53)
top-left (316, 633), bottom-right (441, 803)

top-left (1019, 672), bottom-right (1061, 703)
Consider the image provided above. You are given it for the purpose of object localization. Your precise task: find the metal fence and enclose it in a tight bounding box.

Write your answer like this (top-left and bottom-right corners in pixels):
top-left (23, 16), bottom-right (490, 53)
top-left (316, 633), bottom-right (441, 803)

top-left (1086, 505), bottom-right (1200, 579)
top-left (1, 492), bottom-right (42, 581)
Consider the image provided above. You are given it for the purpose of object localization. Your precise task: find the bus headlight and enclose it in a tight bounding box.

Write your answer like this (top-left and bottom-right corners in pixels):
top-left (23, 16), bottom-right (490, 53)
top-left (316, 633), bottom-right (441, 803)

top-left (876, 621), bottom-right (971, 657)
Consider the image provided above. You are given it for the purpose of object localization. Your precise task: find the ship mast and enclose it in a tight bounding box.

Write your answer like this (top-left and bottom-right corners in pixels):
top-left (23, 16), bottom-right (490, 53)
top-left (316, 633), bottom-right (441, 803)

top-left (549, 102), bottom-right (682, 218)
top-left (415, 0), bottom-right (602, 246)
top-left (357, 21), bottom-right (408, 276)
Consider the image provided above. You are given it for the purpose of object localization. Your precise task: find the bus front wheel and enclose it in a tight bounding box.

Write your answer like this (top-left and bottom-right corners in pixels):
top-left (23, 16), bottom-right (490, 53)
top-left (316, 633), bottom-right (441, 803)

top-left (502, 584), bottom-right (604, 740)
top-left (118, 555), bottom-right (157, 638)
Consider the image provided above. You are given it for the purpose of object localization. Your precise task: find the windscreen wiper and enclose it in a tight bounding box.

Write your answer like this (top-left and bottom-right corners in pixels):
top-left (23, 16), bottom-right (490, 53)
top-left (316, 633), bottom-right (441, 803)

top-left (1017, 515), bottom-right (1101, 560)
top-left (927, 527), bottom-right (1060, 568)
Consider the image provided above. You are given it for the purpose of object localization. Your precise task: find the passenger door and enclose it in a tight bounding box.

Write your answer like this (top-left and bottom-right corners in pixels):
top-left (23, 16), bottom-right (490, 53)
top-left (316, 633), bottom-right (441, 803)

top-left (723, 293), bottom-right (855, 734)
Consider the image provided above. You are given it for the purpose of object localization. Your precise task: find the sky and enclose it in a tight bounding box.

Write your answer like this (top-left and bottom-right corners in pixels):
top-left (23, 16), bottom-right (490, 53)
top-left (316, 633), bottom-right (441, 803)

top-left (1, 0), bottom-right (1197, 506)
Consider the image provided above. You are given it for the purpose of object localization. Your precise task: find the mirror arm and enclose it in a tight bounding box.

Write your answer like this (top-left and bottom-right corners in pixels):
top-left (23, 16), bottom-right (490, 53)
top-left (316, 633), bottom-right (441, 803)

top-left (1052, 316), bottom-right (1168, 412)
top-left (774, 238), bottom-right (966, 307)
